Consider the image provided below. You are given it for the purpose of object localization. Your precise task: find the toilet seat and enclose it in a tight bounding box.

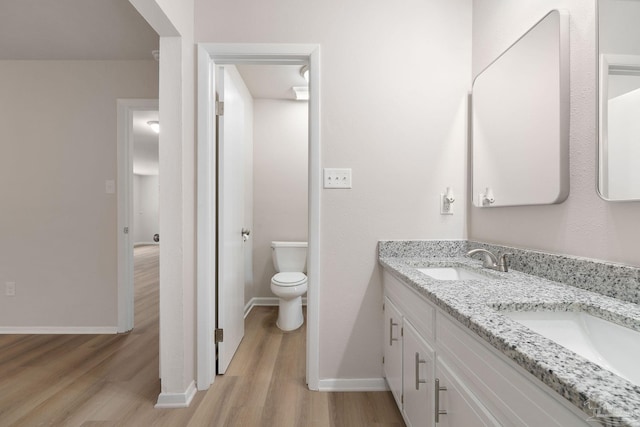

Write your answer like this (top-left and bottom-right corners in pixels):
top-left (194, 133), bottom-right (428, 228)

top-left (272, 272), bottom-right (307, 287)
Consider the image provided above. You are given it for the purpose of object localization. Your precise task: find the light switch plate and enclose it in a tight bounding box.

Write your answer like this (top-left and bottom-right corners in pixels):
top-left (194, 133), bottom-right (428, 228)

top-left (323, 168), bottom-right (352, 189)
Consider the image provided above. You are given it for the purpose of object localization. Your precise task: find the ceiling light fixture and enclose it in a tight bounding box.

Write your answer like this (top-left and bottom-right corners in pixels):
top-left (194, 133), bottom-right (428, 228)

top-left (292, 86), bottom-right (309, 101)
top-left (147, 120), bottom-right (160, 133)
top-left (300, 65), bottom-right (309, 83)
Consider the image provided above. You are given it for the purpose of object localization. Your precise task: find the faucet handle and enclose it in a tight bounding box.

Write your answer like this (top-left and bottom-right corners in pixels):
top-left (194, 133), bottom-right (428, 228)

top-left (498, 253), bottom-right (512, 272)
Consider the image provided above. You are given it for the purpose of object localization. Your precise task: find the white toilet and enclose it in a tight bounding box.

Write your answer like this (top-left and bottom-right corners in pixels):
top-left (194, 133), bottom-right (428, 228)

top-left (270, 241), bottom-right (308, 331)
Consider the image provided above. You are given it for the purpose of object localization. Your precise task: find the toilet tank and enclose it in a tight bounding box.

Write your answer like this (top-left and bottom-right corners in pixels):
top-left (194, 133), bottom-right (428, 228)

top-left (271, 241), bottom-right (308, 273)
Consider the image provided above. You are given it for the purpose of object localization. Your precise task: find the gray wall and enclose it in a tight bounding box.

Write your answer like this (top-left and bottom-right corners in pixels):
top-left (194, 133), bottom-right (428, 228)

top-left (0, 60), bottom-right (159, 328)
top-left (133, 174), bottom-right (159, 244)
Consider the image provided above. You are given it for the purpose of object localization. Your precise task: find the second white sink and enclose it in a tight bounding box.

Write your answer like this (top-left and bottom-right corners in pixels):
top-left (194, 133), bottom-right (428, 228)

top-left (503, 310), bottom-right (640, 386)
top-left (417, 266), bottom-right (492, 281)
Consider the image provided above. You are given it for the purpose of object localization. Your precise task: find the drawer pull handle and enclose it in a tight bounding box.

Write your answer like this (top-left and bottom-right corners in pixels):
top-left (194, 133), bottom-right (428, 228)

top-left (389, 319), bottom-right (399, 345)
top-left (435, 378), bottom-right (447, 423)
top-left (415, 352), bottom-right (426, 390)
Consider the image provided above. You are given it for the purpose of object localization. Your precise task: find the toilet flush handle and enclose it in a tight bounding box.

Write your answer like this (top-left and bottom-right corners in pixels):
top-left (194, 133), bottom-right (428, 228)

top-left (242, 228), bottom-right (251, 242)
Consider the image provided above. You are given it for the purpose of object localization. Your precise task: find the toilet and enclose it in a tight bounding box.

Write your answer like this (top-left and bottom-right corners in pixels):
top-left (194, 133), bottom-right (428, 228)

top-left (270, 241), bottom-right (308, 331)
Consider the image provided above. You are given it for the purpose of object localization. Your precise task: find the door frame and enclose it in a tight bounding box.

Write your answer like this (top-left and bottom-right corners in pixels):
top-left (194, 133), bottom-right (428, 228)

top-left (196, 43), bottom-right (321, 390)
top-left (117, 98), bottom-right (159, 333)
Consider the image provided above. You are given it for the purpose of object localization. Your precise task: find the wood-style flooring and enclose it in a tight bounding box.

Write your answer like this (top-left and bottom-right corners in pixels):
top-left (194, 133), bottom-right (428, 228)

top-left (0, 245), bottom-right (404, 426)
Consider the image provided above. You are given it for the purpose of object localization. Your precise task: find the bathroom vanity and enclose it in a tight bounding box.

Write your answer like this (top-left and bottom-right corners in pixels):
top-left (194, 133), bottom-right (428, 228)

top-left (379, 240), bottom-right (640, 427)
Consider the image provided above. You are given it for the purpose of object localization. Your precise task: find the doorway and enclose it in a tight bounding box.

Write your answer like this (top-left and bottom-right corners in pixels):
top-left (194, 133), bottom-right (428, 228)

top-left (117, 99), bottom-right (159, 332)
top-left (196, 44), bottom-right (321, 390)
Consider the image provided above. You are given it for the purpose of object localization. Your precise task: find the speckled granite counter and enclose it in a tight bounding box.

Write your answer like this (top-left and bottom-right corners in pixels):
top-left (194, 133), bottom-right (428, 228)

top-left (379, 240), bottom-right (640, 427)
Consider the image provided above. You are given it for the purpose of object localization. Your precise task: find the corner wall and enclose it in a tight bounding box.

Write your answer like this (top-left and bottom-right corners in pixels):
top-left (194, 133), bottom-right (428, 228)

top-left (471, 0), bottom-right (640, 267)
top-left (0, 60), bottom-right (158, 329)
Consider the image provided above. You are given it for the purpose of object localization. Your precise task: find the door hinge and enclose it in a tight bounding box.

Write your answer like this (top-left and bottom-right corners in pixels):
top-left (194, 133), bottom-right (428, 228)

top-left (401, 394), bottom-right (404, 404)
top-left (382, 356), bottom-right (385, 364)
top-left (401, 327), bottom-right (404, 337)
top-left (214, 328), bottom-right (224, 343)
top-left (123, 227), bottom-right (129, 234)
top-left (216, 101), bottom-right (224, 116)
top-left (382, 302), bottom-right (385, 311)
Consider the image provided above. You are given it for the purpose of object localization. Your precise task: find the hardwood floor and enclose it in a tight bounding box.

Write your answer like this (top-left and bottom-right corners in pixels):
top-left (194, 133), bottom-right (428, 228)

top-left (0, 245), bottom-right (404, 426)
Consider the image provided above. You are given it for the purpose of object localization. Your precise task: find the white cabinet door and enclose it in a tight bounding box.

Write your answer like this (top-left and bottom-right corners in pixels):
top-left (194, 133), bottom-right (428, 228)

top-left (384, 297), bottom-right (403, 409)
top-left (403, 320), bottom-right (435, 427)
top-left (435, 359), bottom-right (500, 426)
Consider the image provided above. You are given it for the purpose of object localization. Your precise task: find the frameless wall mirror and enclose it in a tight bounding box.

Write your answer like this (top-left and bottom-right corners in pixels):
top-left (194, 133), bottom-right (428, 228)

top-left (472, 10), bottom-right (570, 207)
top-left (598, 0), bottom-right (640, 201)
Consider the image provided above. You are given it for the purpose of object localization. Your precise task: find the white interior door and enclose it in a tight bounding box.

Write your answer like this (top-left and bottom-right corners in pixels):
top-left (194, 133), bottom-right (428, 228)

top-left (217, 66), bottom-right (246, 374)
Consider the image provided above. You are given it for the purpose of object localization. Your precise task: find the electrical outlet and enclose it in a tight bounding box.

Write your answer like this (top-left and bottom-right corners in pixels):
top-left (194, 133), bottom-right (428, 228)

top-left (323, 168), bottom-right (352, 189)
top-left (5, 282), bottom-right (15, 297)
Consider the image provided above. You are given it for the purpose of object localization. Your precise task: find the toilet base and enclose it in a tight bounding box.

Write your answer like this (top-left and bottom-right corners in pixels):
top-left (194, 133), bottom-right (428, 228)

top-left (276, 295), bottom-right (304, 331)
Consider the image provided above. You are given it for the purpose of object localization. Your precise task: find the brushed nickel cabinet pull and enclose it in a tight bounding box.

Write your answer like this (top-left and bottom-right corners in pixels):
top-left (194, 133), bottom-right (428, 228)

top-left (415, 352), bottom-right (426, 390)
top-left (435, 378), bottom-right (447, 423)
top-left (389, 318), bottom-right (399, 346)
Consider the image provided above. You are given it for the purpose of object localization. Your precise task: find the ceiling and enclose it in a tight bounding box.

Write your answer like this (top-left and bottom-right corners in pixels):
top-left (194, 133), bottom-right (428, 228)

top-left (0, 1), bottom-right (307, 97)
top-left (0, 0), bottom-right (158, 60)
top-left (236, 64), bottom-right (308, 100)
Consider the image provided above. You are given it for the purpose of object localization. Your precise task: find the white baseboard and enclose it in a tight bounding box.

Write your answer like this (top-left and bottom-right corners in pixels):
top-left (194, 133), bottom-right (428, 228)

top-left (243, 296), bottom-right (308, 318)
top-left (134, 242), bottom-right (160, 247)
top-left (155, 380), bottom-right (197, 408)
top-left (317, 378), bottom-right (389, 392)
top-left (0, 326), bottom-right (118, 334)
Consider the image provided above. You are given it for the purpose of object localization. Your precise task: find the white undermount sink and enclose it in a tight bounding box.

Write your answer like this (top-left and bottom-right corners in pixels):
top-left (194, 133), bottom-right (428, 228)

top-left (503, 310), bottom-right (640, 386)
top-left (417, 266), bottom-right (493, 281)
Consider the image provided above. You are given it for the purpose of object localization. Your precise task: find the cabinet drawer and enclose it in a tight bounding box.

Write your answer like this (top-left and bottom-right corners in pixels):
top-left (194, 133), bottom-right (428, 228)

top-left (437, 314), bottom-right (591, 426)
top-left (383, 270), bottom-right (435, 341)
top-left (435, 359), bottom-right (500, 427)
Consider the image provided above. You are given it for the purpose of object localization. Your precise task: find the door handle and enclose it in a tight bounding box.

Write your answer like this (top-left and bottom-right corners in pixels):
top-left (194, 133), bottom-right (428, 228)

top-left (241, 228), bottom-right (251, 241)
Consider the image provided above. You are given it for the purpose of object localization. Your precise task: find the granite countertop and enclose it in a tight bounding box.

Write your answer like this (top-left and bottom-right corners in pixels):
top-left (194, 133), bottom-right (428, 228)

top-left (379, 255), bottom-right (640, 426)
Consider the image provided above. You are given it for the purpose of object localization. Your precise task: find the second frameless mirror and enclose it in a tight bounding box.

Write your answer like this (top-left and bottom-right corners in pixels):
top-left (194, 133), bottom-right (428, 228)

top-left (598, 0), bottom-right (640, 201)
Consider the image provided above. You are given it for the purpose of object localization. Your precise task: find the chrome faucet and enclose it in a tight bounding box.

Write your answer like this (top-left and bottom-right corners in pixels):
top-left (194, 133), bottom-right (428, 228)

top-left (466, 248), bottom-right (510, 272)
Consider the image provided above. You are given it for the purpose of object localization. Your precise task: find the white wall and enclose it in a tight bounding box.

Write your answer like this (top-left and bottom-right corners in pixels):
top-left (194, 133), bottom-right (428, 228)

top-left (133, 174), bottom-right (160, 244)
top-left (471, 0), bottom-right (640, 267)
top-left (0, 60), bottom-right (158, 328)
top-left (196, 0), bottom-right (471, 382)
top-left (252, 100), bottom-right (308, 302)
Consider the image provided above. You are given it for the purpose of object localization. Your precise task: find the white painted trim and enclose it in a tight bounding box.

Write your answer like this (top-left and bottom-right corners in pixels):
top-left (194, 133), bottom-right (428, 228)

top-left (317, 378), bottom-right (389, 392)
top-left (243, 297), bottom-right (308, 318)
top-left (196, 43), bottom-right (321, 392)
top-left (306, 46), bottom-right (321, 391)
top-left (134, 242), bottom-right (160, 247)
top-left (0, 327), bottom-right (118, 334)
top-left (155, 380), bottom-right (197, 408)
top-left (117, 99), bottom-right (159, 334)
top-left (196, 45), bottom-right (217, 390)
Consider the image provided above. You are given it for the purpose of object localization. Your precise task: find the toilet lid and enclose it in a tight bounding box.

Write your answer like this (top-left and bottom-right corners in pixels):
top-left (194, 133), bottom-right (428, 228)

top-left (272, 272), bottom-right (307, 286)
